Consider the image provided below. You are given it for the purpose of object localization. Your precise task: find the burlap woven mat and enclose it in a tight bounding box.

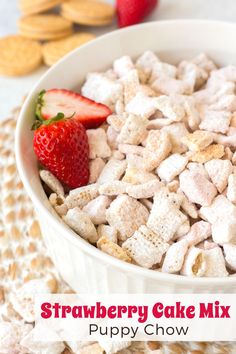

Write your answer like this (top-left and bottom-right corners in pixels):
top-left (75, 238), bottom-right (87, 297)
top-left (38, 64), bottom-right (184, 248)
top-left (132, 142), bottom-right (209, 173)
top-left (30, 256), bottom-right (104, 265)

top-left (0, 108), bottom-right (235, 353)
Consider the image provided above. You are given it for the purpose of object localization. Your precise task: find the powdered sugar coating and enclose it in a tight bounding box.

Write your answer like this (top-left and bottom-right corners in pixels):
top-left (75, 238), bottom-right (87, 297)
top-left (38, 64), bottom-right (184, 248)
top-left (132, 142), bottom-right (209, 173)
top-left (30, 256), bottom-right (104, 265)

top-left (40, 51), bottom-right (236, 277)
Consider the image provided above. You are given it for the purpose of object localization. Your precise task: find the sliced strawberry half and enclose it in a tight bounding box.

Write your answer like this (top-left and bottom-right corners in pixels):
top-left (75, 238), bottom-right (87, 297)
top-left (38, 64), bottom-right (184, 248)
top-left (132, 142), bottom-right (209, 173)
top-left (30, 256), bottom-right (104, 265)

top-left (37, 89), bottom-right (112, 129)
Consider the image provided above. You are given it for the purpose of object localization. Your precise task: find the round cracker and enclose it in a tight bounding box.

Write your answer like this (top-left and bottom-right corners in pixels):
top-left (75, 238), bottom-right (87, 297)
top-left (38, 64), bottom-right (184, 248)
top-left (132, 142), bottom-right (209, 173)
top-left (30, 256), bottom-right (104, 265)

top-left (61, 0), bottom-right (114, 23)
top-left (43, 32), bottom-right (95, 66)
top-left (19, 27), bottom-right (73, 41)
top-left (19, 0), bottom-right (63, 16)
top-left (61, 9), bottom-right (113, 26)
top-left (0, 35), bottom-right (42, 76)
top-left (18, 14), bottom-right (72, 35)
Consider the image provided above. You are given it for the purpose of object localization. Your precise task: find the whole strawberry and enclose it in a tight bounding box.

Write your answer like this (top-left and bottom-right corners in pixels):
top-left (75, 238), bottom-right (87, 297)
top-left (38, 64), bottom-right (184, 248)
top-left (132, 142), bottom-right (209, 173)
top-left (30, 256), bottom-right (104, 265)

top-left (33, 112), bottom-right (89, 189)
top-left (116, 0), bottom-right (158, 28)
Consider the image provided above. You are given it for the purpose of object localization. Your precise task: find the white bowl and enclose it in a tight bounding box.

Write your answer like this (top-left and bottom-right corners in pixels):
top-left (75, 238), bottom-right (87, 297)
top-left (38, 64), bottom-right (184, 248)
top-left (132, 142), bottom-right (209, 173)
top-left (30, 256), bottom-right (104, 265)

top-left (16, 20), bottom-right (236, 294)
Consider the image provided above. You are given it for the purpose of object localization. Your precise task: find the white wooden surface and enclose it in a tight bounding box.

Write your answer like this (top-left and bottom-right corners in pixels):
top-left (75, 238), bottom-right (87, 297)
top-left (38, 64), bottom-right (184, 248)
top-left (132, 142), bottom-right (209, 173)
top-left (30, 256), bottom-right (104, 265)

top-left (0, 0), bottom-right (236, 118)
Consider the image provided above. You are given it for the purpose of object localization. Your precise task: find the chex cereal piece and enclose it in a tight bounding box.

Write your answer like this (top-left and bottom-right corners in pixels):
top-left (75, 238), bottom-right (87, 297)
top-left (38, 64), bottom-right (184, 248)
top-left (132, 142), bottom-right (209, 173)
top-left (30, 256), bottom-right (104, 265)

top-left (98, 340), bottom-right (131, 354)
top-left (212, 219), bottom-right (236, 244)
top-left (200, 195), bottom-right (236, 223)
top-left (178, 190), bottom-right (198, 219)
top-left (122, 69), bottom-right (140, 104)
top-left (167, 179), bottom-right (180, 193)
top-left (203, 240), bottom-right (217, 250)
top-left (122, 167), bottom-right (157, 185)
top-left (181, 130), bottom-right (214, 152)
top-left (126, 153), bottom-right (146, 170)
top-left (151, 75), bottom-right (191, 95)
top-left (180, 221), bottom-right (211, 246)
top-left (49, 193), bottom-right (67, 216)
top-left (205, 159), bottom-right (232, 192)
top-left (10, 278), bottom-right (53, 322)
top-left (126, 180), bottom-right (163, 199)
top-left (79, 343), bottom-right (104, 354)
top-left (99, 180), bottom-right (128, 196)
top-left (83, 195), bottom-right (111, 225)
top-left (125, 92), bottom-right (159, 118)
top-left (199, 110), bottom-right (231, 134)
top-left (223, 244), bottom-right (236, 271)
top-left (81, 73), bottom-right (123, 109)
top-left (115, 98), bottom-right (125, 115)
top-left (65, 183), bottom-right (99, 208)
top-left (138, 84), bottom-right (156, 97)
top-left (203, 247), bottom-right (228, 277)
top-left (187, 162), bottom-right (209, 179)
top-left (156, 153), bottom-right (188, 182)
top-left (89, 158), bottom-right (105, 184)
top-left (113, 55), bottom-right (134, 78)
top-left (162, 122), bottom-right (189, 154)
top-left (191, 52), bottom-right (217, 73)
top-left (97, 159), bottom-right (127, 184)
top-left (111, 150), bottom-right (125, 160)
top-left (180, 247), bottom-right (206, 276)
top-left (149, 62), bottom-right (177, 83)
top-left (222, 146), bottom-right (233, 161)
top-left (227, 174), bottom-right (236, 203)
top-left (135, 50), bottom-right (160, 82)
top-left (39, 169), bottom-right (64, 196)
top-left (107, 126), bottom-right (119, 149)
top-left (231, 112), bottom-right (236, 127)
top-left (20, 329), bottom-right (65, 354)
top-left (106, 195), bottom-right (149, 240)
top-left (0, 35), bottom-right (42, 76)
top-left (87, 128), bottom-right (111, 159)
top-left (63, 207), bottom-right (98, 243)
top-left (117, 114), bottom-right (148, 145)
top-left (143, 130), bottom-right (172, 171)
top-left (140, 198), bottom-right (153, 210)
top-left (175, 219), bottom-right (190, 238)
top-left (147, 117), bottom-right (174, 129)
top-left (107, 114), bottom-right (126, 132)
top-left (97, 236), bottom-right (131, 262)
top-left (162, 239), bottom-right (189, 274)
top-left (179, 170), bottom-right (217, 206)
top-left (97, 224), bottom-right (118, 243)
top-left (154, 95), bottom-right (185, 121)
top-left (0, 320), bottom-right (33, 354)
top-left (182, 96), bottom-right (201, 130)
top-left (211, 65), bottom-right (236, 82)
top-left (213, 132), bottom-right (236, 149)
top-left (147, 188), bottom-right (187, 241)
top-left (118, 143), bottom-right (145, 156)
top-left (178, 60), bottom-right (208, 90)
top-left (209, 94), bottom-right (236, 112)
top-left (123, 225), bottom-right (169, 268)
top-left (189, 143), bottom-right (224, 163)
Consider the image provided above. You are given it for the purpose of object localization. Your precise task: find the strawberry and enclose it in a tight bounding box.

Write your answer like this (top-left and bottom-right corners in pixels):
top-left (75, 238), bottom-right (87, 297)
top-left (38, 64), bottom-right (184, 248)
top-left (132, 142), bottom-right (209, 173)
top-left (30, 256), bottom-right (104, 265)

top-left (33, 113), bottom-right (89, 189)
top-left (116, 0), bottom-right (158, 28)
top-left (36, 89), bottom-right (112, 129)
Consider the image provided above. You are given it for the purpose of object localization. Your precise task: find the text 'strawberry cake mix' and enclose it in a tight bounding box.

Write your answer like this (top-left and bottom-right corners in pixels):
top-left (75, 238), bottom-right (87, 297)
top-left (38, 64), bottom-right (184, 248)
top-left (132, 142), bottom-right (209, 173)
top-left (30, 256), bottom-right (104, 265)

top-left (33, 50), bottom-right (236, 277)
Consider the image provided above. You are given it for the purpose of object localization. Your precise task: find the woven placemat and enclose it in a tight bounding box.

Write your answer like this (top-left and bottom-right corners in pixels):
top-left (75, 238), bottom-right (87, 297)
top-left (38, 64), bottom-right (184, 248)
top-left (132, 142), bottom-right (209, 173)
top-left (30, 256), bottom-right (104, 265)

top-left (0, 109), bottom-right (235, 354)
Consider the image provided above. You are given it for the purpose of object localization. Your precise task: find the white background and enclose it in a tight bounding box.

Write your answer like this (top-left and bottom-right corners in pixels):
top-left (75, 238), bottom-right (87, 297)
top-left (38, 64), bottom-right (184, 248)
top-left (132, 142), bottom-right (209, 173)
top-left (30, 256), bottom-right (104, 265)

top-left (0, 0), bottom-right (236, 118)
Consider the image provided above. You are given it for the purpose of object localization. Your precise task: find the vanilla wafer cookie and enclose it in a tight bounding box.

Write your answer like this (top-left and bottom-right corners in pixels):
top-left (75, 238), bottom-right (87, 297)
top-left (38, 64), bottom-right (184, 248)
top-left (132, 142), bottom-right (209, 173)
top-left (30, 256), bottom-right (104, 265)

top-left (18, 15), bottom-right (73, 41)
top-left (61, 0), bottom-right (115, 26)
top-left (19, 0), bottom-right (64, 16)
top-left (0, 35), bottom-right (42, 76)
top-left (43, 32), bottom-right (95, 66)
